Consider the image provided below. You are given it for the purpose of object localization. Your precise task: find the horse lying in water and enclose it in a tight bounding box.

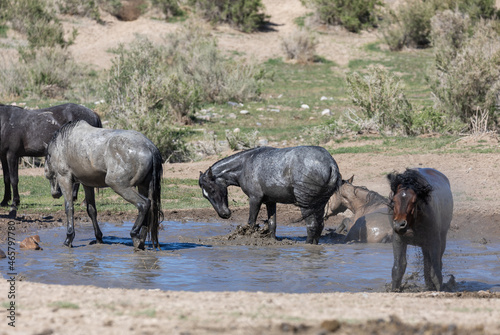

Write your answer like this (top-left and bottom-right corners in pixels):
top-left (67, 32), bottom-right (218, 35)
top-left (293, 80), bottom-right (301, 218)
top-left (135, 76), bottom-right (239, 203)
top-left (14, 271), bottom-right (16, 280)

top-left (199, 146), bottom-right (341, 244)
top-left (0, 103), bottom-right (102, 209)
top-left (45, 120), bottom-right (163, 250)
top-left (387, 168), bottom-right (453, 291)
top-left (327, 176), bottom-right (392, 243)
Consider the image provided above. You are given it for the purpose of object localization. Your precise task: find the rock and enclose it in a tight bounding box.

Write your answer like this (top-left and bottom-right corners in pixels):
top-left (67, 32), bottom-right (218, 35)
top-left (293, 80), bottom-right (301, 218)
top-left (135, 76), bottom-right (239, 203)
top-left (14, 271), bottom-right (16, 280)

top-left (227, 113), bottom-right (237, 119)
top-left (268, 108), bottom-right (280, 113)
top-left (321, 109), bottom-right (332, 116)
top-left (20, 235), bottom-right (43, 250)
top-left (301, 104), bottom-right (310, 109)
top-left (0, 248), bottom-right (6, 258)
top-left (239, 110), bottom-right (250, 115)
top-left (233, 128), bottom-right (240, 133)
top-left (320, 96), bottom-right (333, 101)
top-left (258, 139), bottom-right (268, 146)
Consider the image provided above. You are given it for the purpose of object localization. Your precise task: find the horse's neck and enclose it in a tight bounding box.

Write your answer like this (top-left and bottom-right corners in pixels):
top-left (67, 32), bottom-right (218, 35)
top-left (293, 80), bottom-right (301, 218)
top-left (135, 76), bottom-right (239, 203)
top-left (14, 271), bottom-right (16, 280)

top-left (211, 154), bottom-right (244, 186)
top-left (348, 188), bottom-right (387, 216)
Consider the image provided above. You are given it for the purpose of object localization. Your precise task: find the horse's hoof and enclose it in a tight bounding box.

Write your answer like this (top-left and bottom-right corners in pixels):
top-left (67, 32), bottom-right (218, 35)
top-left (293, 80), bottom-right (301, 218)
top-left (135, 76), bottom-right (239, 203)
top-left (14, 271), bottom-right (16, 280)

top-left (89, 239), bottom-right (103, 245)
top-left (0, 201), bottom-right (9, 207)
top-left (132, 238), bottom-right (145, 250)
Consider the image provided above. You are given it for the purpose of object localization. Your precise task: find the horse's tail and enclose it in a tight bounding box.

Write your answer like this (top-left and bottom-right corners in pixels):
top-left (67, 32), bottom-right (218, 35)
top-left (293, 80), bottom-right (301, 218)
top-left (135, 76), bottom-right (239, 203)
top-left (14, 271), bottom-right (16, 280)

top-left (147, 148), bottom-right (164, 249)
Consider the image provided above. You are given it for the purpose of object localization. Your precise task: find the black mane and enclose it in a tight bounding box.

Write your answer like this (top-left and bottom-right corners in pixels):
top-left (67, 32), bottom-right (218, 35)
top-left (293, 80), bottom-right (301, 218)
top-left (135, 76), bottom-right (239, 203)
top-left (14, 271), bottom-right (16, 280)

top-left (387, 168), bottom-right (433, 204)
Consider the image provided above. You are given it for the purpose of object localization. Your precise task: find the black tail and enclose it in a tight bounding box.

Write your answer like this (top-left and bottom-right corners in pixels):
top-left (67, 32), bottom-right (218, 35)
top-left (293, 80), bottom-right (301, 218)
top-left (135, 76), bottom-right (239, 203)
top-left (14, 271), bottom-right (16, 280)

top-left (147, 149), bottom-right (163, 249)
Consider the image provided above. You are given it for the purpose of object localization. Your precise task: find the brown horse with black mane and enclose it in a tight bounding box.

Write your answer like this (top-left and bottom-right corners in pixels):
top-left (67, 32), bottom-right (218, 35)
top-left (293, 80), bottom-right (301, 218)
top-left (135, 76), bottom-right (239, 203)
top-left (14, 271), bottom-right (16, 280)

top-left (387, 168), bottom-right (453, 291)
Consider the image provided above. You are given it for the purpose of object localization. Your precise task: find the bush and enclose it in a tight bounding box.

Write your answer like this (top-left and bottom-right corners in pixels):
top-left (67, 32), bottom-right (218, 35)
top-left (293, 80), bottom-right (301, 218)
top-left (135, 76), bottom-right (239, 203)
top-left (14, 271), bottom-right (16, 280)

top-left (345, 67), bottom-right (414, 135)
top-left (302, 0), bottom-right (383, 33)
top-left (380, 0), bottom-right (436, 50)
top-left (381, 0), bottom-right (499, 51)
top-left (57, 0), bottom-right (103, 23)
top-left (281, 28), bottom-right (318, 63)
top-left (151, 0), bottom-right (185, 18)
top-left (0, 47), bottom-right (85, 99)
top-left (5, 0), bottom-right (76, 49)
top-left (102, 21), bottom-right (266, 161)
top-left (429, 18), bottom-right (500, 128)
top-left (188, 0), bottom-right (268, 32)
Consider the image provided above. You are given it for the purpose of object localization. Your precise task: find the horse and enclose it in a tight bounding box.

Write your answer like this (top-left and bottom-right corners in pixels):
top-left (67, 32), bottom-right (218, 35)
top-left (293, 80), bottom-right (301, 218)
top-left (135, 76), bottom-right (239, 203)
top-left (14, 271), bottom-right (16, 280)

top-left (387, 168), bottom-right (453, 291)
top-left (0, 103), bottom-right (102, 209)
top-left (45, 120), bottom-right (163, 250)
top-left (327, 176), bottom-right (392, 243)
top-left (199, 146), bottom-right (341, 244)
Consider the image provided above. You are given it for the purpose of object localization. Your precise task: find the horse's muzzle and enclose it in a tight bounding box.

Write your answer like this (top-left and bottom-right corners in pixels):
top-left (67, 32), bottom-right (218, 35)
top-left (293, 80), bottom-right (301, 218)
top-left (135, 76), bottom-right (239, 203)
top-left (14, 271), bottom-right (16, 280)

top-left (218, 208), bottom-right (231, 219)
top-left (393, 220), bottom-right (408, 235)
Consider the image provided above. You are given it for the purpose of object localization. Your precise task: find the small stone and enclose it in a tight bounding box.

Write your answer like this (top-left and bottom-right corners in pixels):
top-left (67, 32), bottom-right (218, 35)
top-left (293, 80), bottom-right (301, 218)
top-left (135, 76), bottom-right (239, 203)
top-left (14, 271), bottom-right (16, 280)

top-left (20, 235), bottom-right (43, 250)
top-left (240, 110), bottom-right (249, 115)
top-left (321, 320), bottom-right (341, 332)
top-left (301, 104), bottom-right (310, 109)
top-left (321, 109), bottom-right (332, 116)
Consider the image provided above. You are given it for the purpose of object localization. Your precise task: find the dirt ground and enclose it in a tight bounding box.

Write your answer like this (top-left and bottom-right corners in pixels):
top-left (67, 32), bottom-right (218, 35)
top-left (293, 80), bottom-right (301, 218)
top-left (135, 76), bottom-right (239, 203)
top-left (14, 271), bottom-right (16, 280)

top-left (1, 0), bottom-right (500, 334)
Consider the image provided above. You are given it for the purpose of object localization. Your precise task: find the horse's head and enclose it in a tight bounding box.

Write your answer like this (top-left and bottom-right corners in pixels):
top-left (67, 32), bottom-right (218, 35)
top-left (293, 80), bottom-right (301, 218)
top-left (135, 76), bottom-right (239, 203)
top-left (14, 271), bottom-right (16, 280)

top-left (328, 176), bottom-right (354, 216)
top-left (199, 168), bottom-right (231, 219)
top-left (387, 169), bottom-right (433, 236)
top-left (390, 185), bottom-right (417, 235)
top-left (44, 154), bottom-right (62, 199)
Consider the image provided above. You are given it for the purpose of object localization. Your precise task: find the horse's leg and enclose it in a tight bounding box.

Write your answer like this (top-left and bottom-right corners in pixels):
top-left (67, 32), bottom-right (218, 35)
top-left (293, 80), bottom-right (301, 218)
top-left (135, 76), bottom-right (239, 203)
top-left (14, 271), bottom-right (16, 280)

top-left (72, 183), bottom-right (80, 202)
top-left (83, 185), bottom-right (103, 244)
top-left (423, 244), bottom-right (443, 291)
top-left (58, 178), bottom-right (76, 247)
top-left (247, 197), bottom-right (262, 228)
top-left (391, 234), bottom-right (408, 291)
top-left (6, 152), bottom-right (20, 207)
top-left (302, 207), bottom-right (325, 244)
top-left (0, 156), bottom-right (11, 206)
top-left (109, 185), bottom-right (150, 250)
top-left (265, 202), bottom-right (277, 239)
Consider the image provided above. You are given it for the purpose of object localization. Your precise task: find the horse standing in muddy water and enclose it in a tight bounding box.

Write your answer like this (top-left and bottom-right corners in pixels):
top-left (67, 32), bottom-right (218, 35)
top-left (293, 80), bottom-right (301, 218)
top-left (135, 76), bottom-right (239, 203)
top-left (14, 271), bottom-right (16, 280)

top-left (199, 146), bottom-right (341, 244)
top-left (0, 103), bottom-right (102, 210)
top-left (45, 120), bottom-right (163, 250)
top-left (327, 176), bottom-right (393, 243)
top-left (387, 168), bottom-right (453, 291)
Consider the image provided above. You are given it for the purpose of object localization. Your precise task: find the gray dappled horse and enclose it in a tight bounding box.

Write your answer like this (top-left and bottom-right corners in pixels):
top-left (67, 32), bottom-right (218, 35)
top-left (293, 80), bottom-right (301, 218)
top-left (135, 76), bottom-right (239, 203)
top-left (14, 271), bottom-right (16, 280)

top-left (199, 146), bottom-right (342, 244)
top-left (387, 168), bottom-right (453, 291)
top-left (327, 176), bottom-right (392, 243)
top-left (0, 103), bottom-right (102, 209)
top-left (45, 120), bottom-right (163, 250)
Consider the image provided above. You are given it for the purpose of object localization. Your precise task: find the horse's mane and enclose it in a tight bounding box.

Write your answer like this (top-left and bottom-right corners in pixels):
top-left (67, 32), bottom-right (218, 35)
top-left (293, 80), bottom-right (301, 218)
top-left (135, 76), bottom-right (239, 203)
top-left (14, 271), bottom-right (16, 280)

top-left (47, 120), bottom-right (85, 153)
top-left (0, 104), bottom-right (24, 110)
top-left (387, 168), bottom-right (433, 204)
top-left (209, 146), bottom-right (265, 175)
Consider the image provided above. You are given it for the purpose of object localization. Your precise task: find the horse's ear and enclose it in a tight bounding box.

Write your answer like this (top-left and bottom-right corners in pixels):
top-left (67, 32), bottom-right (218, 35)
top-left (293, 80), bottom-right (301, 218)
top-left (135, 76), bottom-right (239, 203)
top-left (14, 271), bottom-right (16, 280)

top-left (347, 175), bottom-right (354, 184)
top-left (207, 167), bottom-right (214, 179)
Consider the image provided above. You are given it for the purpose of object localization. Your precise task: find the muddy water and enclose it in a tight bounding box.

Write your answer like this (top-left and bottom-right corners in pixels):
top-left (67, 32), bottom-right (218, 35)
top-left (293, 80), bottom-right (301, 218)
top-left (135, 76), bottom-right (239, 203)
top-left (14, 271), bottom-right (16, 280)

top-left (1, 221), bottom-right (499, 293)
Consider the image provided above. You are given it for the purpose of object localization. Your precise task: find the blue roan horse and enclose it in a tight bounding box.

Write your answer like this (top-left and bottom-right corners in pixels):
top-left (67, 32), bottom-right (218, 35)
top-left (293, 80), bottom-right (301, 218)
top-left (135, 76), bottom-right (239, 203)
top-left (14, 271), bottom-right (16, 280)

top-left (199, 146), bottom-right (342, 244)
top-left (0, 103), bottom-right (102, 208)
top-left (387, 168), bottom-right (453, 291)
top-left (45, 120), bottom-right (163, 250)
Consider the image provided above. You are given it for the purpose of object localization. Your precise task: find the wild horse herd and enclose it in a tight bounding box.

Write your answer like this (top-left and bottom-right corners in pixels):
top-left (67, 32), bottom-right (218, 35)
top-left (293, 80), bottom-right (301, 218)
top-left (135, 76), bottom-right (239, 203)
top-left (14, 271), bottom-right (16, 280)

top-left (0, 103), bottom-right (453, 291)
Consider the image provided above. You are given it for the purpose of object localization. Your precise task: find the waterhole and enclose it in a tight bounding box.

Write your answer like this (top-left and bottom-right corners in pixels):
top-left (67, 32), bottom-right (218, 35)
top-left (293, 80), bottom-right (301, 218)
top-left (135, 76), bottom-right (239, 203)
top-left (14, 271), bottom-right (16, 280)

top-left (1, 221), bottom-right (499, 293)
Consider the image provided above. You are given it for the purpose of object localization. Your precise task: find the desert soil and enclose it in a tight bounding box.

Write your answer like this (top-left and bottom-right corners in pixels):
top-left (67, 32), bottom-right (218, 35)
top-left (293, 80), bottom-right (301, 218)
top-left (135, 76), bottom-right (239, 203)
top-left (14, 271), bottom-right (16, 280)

top-left (1, 0), bottom-right (500, 334)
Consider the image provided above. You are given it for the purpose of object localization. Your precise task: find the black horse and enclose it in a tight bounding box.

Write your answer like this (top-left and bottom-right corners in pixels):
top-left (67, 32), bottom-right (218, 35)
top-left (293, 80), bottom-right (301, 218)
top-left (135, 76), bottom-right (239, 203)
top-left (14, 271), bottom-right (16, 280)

top-left (0, 103), bottom-right (102, 209)
top-left (199, 146), bottom-right (342, 244)
top-left (45, 120), bottom-right (163, 250)
top-left (387, 168), bottom-right (453, 291)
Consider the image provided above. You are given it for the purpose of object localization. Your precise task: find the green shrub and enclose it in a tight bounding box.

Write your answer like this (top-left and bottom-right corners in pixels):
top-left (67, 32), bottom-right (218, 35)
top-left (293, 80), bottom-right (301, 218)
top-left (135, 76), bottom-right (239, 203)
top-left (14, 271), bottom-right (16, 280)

top-left (429, 18), bottom-right (500, 129)
top-left (6, 0), bottom-right (76, 49)
top-left (281, 28), bottom-right (318, 63)
top-left (302, 0), bottom-right (383, 33)
top-left (102, 21), bottom-right (266, 160)
top-left (57, 0), bottom-right (102, 23)
top-left (381, 0), bottom-right (499, 51)
top-left (188, 0), bottom-right (268, 32)
top-left (151, 0), bottom-right (185, 18)
top-left (0, 47), bottom-right (84, 99)
top-left (345, 67), bottom-right (414, 135)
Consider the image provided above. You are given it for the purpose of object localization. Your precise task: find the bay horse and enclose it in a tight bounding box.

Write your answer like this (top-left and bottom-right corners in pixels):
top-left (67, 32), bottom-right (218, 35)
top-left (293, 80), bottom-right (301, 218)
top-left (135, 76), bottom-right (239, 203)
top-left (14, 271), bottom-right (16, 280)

top-left (0, 103), bottom-right (102, 208)
top-left (199, 146), bottom-right (341, 244)
top-left (327, 176), bottom-right (392, 243)
top-left (387, 168), bottom-right (453, 291)
top-left (45, 120), bottom-right (163, 250)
